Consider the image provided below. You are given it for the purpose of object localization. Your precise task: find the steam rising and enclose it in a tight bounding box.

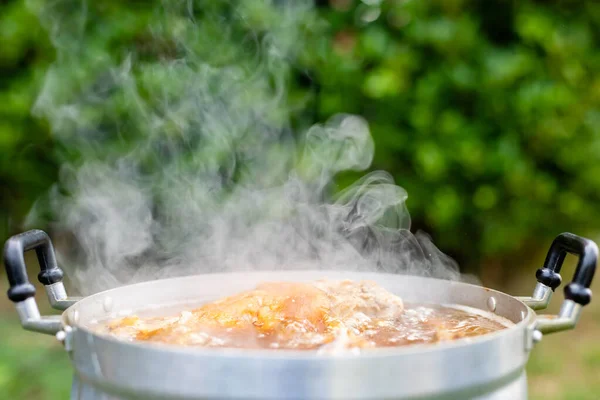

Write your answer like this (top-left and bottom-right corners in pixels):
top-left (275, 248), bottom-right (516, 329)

top-left (26, 0), bottom-right (464, 294)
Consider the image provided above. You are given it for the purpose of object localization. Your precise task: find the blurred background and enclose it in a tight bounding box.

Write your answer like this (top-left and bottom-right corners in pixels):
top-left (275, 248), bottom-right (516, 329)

top-left (1, 0), bottom-right (599, 398)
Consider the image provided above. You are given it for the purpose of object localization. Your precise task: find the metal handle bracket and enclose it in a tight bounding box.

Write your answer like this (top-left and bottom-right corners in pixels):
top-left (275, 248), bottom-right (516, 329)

top-left (45, 282), bottom-right (82, 311)
top-left (516, 282), bottom-right (553, 311)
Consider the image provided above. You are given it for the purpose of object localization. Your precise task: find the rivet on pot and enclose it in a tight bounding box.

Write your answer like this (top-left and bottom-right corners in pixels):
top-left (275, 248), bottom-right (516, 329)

top-left (56, 330), bottom-right (66, 343)
top-left (103, 297), bottom-right (113, 313)
top-left (486, 297), bottom-right (497, 313)
top-left (532, 330), bottom-right (543, 343)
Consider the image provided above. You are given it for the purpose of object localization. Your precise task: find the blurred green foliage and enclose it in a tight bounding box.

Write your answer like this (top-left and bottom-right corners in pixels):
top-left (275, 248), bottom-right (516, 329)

top-left (0, 0), bottom-right (56, 244)
top-left (293, 0), bottom-right (600, 267)
top-left (0, 0), bottom-right (599, 270)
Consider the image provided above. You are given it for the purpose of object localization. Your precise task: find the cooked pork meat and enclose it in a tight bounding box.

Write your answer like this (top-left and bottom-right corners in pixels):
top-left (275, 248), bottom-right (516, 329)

top-left (105, 280), bottom-right (403, 350)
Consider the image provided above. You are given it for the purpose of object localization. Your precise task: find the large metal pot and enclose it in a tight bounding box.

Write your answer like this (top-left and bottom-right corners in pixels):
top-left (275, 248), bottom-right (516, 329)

top-left (3, 230), bottom-right (597, 400)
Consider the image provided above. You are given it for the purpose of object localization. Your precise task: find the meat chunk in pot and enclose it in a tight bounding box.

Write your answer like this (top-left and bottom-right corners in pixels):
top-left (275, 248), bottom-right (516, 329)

top-left (105, 279), bottom-right (404, 350)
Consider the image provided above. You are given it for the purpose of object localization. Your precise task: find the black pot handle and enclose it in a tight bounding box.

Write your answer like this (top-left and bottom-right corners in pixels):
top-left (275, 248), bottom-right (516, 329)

top-left (2, 229), bottom-right (75, 335)
top-left (4, 229), bottom-right (64, 303)
top-left (526, 233), bottom-right (598, 338)
top-left (537, 232), bottom-right (597, 306)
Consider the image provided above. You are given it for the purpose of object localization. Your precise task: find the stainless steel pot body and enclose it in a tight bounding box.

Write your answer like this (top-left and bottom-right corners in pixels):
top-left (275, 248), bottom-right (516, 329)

top-left (4, 231), bottom-right (597, 400)
top-left (63, 271), bottom-right (534, 400)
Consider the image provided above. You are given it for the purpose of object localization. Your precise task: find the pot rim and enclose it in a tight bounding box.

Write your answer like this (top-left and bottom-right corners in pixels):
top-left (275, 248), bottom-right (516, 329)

top-left (61, 270), bottom-right (536, 359)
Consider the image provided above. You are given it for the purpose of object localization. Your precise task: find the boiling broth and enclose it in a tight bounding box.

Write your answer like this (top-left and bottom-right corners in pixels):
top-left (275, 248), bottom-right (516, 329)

top-left (92, 280), bottom-right (512, 351)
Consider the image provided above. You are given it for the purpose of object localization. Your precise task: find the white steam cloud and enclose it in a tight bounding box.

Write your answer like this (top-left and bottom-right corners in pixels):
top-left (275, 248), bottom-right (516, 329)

top-left (25, 0), bottom-right (466, 295)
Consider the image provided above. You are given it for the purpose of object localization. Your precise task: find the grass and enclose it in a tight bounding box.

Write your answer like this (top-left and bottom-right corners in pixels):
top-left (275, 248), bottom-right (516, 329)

top-left (527, 327), bottom-right (600, 400)
top-left (0, 254), bottom-right (599, 399)
top-left (0, 315), bottom-right (71, 399)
